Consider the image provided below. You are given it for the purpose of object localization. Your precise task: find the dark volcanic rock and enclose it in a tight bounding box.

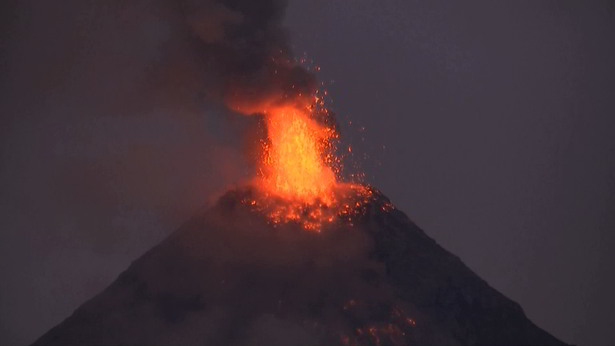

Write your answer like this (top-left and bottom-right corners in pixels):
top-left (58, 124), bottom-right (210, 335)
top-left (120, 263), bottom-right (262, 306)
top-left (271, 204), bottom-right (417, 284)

top-left (34, 187), bottom-right (566, 345)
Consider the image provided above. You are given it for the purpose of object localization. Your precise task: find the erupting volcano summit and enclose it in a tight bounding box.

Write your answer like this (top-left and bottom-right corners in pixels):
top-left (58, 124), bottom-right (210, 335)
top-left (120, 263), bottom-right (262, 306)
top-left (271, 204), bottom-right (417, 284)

top-left (34, 87), bottom-right (564, 344)
top-left (34, 186), bottom-right (565, 346)
top-left (34, 1), bottom-right (567, 345)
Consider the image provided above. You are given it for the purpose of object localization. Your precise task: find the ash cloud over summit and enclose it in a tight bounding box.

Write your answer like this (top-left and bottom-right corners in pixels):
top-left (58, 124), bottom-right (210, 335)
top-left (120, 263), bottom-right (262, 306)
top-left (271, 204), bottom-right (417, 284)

top-left (180, 0), bottom-right (319, 114)
top-left (2, 1), bottom-right (613, 346)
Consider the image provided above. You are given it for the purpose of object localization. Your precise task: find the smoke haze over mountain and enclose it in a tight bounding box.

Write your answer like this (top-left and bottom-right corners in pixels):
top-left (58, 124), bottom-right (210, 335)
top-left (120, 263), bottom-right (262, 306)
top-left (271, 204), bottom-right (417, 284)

top-left (0, 1), bottom-right (254, 343)
top-left (1, 1), bottom-right (614, 345)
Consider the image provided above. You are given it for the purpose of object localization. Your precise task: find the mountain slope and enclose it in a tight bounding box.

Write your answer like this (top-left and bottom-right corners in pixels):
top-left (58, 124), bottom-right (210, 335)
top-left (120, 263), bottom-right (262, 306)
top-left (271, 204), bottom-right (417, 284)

top-left (34, 187), bottom-right (566, 345)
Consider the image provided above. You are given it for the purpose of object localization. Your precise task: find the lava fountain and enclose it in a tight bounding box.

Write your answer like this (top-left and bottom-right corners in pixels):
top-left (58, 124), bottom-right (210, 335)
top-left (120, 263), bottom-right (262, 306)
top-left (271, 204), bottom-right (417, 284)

top-left (260, 105), bottom-right (338, 205)
top-left (221, 47), bottom-right (374, 229)
top-left (228, 92), bottom-right (376, 232)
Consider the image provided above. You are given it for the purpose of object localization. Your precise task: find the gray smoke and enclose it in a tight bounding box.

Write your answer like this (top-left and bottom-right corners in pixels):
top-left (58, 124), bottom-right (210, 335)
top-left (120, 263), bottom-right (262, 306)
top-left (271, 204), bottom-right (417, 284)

top-left (0, 1), bottom-right (317, 344)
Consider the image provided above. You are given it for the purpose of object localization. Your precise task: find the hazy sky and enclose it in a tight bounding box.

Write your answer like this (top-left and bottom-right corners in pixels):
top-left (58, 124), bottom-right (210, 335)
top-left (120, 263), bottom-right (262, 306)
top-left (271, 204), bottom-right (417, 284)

top-left (1, 1), bottom-right (614, 345)
top-left (286, 2), bottom-right (615, 345)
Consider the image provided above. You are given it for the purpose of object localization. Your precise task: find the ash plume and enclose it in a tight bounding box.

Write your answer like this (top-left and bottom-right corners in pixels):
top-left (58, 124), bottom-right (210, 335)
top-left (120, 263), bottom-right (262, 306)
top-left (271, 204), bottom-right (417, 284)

top-left (1, 1), bottom-right (320, 344)
top-left (0, 2), bottom-right (338, 343)
top-left (179, 0), bottom-right (333, 124)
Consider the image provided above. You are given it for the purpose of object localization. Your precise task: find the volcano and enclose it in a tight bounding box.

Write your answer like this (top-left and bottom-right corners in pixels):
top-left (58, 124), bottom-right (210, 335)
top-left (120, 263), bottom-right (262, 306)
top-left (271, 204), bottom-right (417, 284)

top-left (34, 186), bottom-right (565, 346)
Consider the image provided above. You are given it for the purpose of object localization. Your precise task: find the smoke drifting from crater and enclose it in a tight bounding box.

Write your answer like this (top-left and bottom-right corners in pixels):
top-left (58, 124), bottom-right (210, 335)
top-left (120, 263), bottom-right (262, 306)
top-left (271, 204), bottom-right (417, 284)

top-left (180, 0), bottom-right (319, 115)
top-left (1, 1), bottom-right (321, 344)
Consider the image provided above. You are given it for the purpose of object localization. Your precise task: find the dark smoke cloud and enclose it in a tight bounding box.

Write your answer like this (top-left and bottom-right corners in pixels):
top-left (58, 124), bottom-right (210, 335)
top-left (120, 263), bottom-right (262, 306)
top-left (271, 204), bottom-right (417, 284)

top-left (176, 0), bottom-right (339, 135)
top-left (0, 1), bottom-right (311, 344)
top-left (179, 0), bottom-right (318, 113)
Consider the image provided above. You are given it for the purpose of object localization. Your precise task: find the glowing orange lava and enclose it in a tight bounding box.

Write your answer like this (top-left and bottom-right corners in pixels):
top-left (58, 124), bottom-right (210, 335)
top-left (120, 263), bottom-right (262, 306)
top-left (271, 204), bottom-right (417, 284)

top-left (229, 71), bottom-right (379, 230)
top-left (249, 103), bottom-right (346, 231)
top-left (232, 98), bottom-right (380, 231)
top-left (259, 106), bottom-right (338, 205)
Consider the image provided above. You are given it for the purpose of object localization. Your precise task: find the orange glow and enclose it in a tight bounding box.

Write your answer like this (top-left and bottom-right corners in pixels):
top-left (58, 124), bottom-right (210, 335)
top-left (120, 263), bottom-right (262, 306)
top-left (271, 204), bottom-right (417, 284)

top-left (228, 67), bottom-right (379, 230)
top-left (341, 302), bottom-right (416, 346)
top-left (251, 103), bottom-right (348, 231)
top-left (230, 96), bottom-right (379, 231)
top-left (259, 106), bottom-right (337, 205)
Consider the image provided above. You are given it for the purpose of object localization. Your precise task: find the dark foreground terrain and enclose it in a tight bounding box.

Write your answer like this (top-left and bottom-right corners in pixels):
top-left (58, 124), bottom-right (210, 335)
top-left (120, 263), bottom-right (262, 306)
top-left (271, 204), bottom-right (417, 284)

top-left (34, 187), bottom-right (566, 345)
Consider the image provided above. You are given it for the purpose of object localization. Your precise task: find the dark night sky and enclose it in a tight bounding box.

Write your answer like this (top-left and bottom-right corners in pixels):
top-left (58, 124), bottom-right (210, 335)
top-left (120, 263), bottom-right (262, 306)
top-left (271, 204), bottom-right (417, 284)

top-left (1, 1), bottom-right (614, 345)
